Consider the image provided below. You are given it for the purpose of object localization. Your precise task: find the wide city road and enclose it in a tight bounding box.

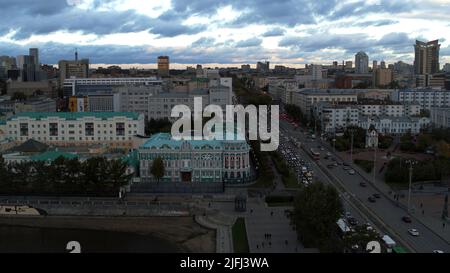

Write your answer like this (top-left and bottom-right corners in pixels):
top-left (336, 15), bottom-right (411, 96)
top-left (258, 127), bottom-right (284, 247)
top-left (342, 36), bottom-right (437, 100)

top-left (280, 119), bottom-right (450, 253)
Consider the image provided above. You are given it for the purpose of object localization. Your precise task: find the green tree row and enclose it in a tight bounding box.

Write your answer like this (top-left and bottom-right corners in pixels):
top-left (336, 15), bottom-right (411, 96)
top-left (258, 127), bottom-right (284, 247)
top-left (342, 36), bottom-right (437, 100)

top-left (0, 156), bottom-right (132, 196)
top-left (384, 157), bottom-right (450, 184)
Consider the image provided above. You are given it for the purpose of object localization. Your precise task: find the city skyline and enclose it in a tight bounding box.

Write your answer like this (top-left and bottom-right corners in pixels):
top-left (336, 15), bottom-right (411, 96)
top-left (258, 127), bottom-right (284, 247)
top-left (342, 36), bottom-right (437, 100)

top-left (0, 0), bottom-right (450, 67)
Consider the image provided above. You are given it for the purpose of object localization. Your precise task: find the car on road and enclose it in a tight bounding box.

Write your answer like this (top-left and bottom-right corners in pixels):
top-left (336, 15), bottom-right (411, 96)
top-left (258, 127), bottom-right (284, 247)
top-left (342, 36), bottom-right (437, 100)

top-left (433, 250), bottom-right (444, 253)
top-left (348, 169), bottom-right (356, 175)
top-left (402, 216), bottom-right (412, 223)
top-left (368, 196), bottom-right (376, 203)
top-left (373, 193), bottom-right (381, 199)
top-left (326, 152), bottom-right (332, 157)
top-left (359, 182), bottom-right (367, 187)
top-left (364, 223), bottom-right (374, 231)
top-left (343, 166), bottom-right (351, 171)
top-left (408, 228), bottom-right (420, 236)
top-left (327, 164), bottom-right (334, 169)
top-left (343, 162), bottom-right (350, 167)
top-left (345, 211), bottom-right (352, 218)
top-left (347, 217), bottom-right (358, 226)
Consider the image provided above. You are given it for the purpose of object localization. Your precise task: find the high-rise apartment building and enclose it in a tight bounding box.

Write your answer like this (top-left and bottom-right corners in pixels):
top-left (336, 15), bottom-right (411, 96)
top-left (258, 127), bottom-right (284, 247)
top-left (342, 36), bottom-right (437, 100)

top-left (257, 61), bottom-right (270, 73)
top-left (17, 55), bottom-right (36, 82)
top-left (414, 40), bottom-right (440, 75)
top-left (373, 68), bottom-right (393, 88)
top-left (355, 51), bottom-right (369, 74)
top-left (373, 60), bottom-right (378, 70)
top-left (157, 56), bottom-right (170, 77)
top-left (58, 51), bottom-right (89, 87)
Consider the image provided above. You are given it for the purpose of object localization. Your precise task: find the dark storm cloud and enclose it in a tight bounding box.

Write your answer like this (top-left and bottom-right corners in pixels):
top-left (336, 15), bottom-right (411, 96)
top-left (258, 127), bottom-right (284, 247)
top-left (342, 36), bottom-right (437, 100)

top-left (0, 41), bottom-right (278, 65)
top-left (0, 0), bottom-right (420, 40)
top-left (163, 0), bottom-right (410, 28)
top-left (279, 31), bottom-right (415, 56)
top-left (279, 33), bottom-right (376, 52)
top-left (0, 0), bottom-right (206, 39)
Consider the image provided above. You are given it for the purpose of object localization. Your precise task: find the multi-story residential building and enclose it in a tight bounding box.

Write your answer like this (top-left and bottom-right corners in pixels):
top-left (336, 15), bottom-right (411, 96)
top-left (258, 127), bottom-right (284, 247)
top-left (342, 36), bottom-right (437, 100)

top-left (443, 63), bottom-right (450, 73)
top-left (292, 89), bottom-right (358, 117)
top-left (16, 55), bottom-right (36, 82)
top-left (6, 80), bottom-right (58, 97)
top-left (62, 77), bottom-right (162, 97)
top-left (14, 97), bottom-right (57, 113)
top-left (5, 112), bottom-right (145, 148)
top-left (313, 103), bottom-right (359, 133)
top-left (414, 40), bottom-right (440, 75)
top-left (147, 86), bottom-right (231, 121)
top-left (355, 51), bottom-right (369, 74)
top-left (392, 88), bottom-right (450, 110)
top-left (65, 77), bottom-right (232, 121)
top-left (268, 78), bottom-right (299, 104)
top-left (359, 115), bottom-right (430, 135)
top-left (313, 101), bottom-right (422, 133)
top-left (58, 54), bottom-right (89, 87)
top-left (256, 61), bottom-right (270, 73)
top-left (430, 108), bottom-right (450, 128)
top-left (157, 56), bottom-right (170, 77)
top-left (373, 68), bottom-right (393, 87)
top-left (137, 132), bottom-right (251, 184)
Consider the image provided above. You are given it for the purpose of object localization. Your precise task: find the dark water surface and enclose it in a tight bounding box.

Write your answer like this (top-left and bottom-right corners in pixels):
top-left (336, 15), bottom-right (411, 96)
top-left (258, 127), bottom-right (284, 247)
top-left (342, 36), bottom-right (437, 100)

top-left (0, 225), bottom-right (180, 253)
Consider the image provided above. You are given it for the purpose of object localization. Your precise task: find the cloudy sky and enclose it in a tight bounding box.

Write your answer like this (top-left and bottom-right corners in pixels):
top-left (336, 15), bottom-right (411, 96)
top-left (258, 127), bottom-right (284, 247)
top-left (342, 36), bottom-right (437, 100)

top-left (0, 0), bottom-right (450, 68)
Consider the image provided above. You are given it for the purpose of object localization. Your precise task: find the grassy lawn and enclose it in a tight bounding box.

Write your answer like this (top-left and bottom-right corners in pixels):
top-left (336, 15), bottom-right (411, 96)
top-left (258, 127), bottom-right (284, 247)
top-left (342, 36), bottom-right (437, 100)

top-left (354, 159), bottom-right (374, 173)
top-left (271, 152), bottom-right (301, 188)
top-left (232, 218), bottom-right (250, 253)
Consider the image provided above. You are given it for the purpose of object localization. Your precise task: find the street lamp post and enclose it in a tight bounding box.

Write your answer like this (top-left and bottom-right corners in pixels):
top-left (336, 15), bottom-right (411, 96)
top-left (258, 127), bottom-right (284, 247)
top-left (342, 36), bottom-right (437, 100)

top-left (349, 129), bottom-right (355, 163)
top-left (373, 143), bottom-right (377, 185)
top-left (406, 159), bottom-right (417, 213)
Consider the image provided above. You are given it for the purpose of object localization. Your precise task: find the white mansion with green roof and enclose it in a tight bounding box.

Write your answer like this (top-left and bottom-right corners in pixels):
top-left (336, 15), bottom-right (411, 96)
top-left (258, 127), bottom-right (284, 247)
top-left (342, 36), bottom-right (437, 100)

top-left (138, 133), bottom-right (252, 184)
top-left (5, 112), bottom-right (145, 148)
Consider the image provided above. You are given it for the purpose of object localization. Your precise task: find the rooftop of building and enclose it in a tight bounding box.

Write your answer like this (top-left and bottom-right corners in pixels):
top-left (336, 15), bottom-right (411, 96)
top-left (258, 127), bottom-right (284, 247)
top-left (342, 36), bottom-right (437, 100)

top-left (141, 131), bottom-right (248, 150)
top-left (6, 139), bottom-right (49, 153)
top-left (7, 112), bottom-right (142, 121)
top-left (359, 114), bottom-right (428, 122)
top-left (399, 88), bottom-right (450, 92)
top-left (30, 150), bottom-right (78, 162)
top-left (296, 88), bottom-right (359, 95)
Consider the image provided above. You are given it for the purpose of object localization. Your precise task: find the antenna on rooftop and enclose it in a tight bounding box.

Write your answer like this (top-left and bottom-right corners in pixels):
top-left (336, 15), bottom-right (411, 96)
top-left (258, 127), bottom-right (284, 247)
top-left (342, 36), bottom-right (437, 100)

top-left (75, 48), bottom-right (78, 61)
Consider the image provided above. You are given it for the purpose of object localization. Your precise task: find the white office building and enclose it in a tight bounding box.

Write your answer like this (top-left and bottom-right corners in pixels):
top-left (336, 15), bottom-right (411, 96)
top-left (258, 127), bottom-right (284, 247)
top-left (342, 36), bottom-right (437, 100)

top-left (430, 108), bottom-right (450, 128)
top-left (392, 88), bottom-right (450, 110)
top-left (359, 115), bottom-right (429, 135)
top-left (6, 112), bottom-right (145, 148)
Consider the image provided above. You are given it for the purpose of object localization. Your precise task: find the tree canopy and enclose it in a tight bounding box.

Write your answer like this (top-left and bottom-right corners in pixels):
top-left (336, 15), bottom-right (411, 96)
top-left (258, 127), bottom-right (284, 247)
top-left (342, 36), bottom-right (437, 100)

top-left (150, 157), bottom-right (165, 183)
top-left (293, 182), bottom-right (343, 252)
top-left (0, 156), bottom-right (131, 196)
